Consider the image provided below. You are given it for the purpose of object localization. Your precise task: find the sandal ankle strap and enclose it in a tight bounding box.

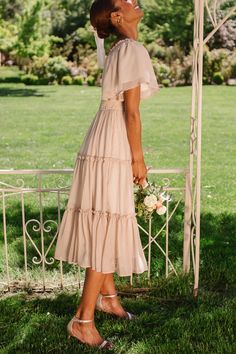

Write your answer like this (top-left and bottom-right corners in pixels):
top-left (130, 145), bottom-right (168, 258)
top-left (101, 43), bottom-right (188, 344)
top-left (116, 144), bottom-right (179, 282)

top-left (74, 316), bottom-right (94, 323)
top-left (101, 293), bottom-right (117, 298)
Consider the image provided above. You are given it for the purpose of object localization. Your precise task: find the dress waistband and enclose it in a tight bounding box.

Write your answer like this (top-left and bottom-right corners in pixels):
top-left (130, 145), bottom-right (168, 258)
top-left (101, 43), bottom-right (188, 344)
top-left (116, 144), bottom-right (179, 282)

top-left (99, 98), bottom-right (124, 111)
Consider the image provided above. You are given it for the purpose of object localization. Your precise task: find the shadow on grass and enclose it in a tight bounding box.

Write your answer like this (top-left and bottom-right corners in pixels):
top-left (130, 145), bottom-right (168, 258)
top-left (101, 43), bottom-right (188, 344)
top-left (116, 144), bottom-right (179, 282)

top-left (0, 87), bottom-right (44, 97)
top-left (0, 201), bottom-right (235, 295)
top-left (0, 274), bottom-right (235, 353)
top-left (0, 201), bottom-right (235, 353)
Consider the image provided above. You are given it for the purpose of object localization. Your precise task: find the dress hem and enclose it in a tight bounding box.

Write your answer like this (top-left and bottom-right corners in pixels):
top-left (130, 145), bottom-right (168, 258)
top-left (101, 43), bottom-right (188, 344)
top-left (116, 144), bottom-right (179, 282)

top-left (54, 255), bottom-right (148, 277)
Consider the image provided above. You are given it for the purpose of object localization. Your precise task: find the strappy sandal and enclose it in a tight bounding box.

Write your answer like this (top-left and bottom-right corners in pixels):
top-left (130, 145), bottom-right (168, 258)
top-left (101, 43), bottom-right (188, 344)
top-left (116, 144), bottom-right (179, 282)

top-left (67, 316), bottom-right (113, 350)
top-left (96, 293), bottom-right (136, 320)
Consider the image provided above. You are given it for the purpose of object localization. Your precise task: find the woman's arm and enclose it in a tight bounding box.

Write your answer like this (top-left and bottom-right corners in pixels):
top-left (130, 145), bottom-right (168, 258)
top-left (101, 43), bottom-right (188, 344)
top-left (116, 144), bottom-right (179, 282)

top-left (124, 85), bottom-right (148, 186)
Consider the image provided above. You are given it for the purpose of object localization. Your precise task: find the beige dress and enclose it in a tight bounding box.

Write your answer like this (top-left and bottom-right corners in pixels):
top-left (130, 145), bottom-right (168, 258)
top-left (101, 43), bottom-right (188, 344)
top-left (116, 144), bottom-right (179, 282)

top-left (54, 38), bottom-right (160, 276)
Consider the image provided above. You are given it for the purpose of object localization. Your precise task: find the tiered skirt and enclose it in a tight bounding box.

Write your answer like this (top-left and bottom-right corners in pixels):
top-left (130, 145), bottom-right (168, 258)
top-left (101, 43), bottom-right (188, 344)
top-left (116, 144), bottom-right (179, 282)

top-left (54, 99), bottom-right (148, 276)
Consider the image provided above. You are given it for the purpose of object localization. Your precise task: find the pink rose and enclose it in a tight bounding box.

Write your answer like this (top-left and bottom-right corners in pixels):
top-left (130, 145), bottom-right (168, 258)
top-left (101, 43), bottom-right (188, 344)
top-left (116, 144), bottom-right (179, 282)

top-left (156, 200), bottom-right (162, 209)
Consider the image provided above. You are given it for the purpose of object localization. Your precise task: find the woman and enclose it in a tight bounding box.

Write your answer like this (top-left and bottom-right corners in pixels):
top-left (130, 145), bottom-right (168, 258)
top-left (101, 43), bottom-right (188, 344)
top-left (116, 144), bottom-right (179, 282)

top-left (54, 0), bottom-right (160, 349)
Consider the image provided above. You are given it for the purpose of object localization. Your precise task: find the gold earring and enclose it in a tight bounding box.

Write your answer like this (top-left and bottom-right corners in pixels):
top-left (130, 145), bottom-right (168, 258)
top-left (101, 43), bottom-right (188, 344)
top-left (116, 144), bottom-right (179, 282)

top-left (117, 17), bottom-right (120, 24)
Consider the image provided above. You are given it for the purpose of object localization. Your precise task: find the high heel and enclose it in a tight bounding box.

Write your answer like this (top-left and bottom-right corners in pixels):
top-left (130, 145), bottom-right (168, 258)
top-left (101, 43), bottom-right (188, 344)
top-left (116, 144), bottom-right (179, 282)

top-left (96, 293), bottom-right (136, 320)
top-left (67, 316), bottom-right (113, 350)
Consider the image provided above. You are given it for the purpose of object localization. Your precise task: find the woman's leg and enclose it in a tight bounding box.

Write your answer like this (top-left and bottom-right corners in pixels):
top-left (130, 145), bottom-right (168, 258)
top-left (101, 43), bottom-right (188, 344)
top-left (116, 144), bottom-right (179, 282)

top-left (99, 274), bottom-right (128, 317)
top-left (72, 267), bottom-right (106, 346)
top-left (100, 273), bottom-right (116, 294)
top-left (76, 268), bottom-right (105, 318)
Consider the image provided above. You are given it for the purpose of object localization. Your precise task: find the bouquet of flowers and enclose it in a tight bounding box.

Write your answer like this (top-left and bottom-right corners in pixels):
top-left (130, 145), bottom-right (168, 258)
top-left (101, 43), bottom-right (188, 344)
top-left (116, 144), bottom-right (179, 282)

top-left (134, 178), bottom-right (172, 222)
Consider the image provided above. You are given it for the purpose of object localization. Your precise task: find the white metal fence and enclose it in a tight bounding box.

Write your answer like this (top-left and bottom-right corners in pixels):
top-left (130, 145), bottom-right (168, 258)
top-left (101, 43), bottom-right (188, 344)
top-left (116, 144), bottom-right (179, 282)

top-left (0, 168), bottom-right (191, 293)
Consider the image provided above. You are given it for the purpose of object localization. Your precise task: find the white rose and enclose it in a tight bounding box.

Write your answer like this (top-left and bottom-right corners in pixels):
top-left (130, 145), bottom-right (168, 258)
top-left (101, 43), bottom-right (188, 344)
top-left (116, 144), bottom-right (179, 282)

top-left (156, 205), bottom-right (167, 215)
top-left (144, 194), bottom-right (157, 208)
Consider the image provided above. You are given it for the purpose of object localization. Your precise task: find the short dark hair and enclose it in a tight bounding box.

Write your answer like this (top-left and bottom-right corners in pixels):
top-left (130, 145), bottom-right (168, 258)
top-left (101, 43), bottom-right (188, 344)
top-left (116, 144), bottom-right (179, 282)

top-left (90, 0), bottom-right (120, 39)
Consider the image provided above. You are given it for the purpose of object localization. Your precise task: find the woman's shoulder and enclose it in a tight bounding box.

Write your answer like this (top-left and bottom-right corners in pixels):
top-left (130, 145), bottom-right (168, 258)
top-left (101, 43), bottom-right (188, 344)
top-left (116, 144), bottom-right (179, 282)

top-left (107, 38), bottom-right (147, 58)
top-left (102, 37), bottom-right (160, 101)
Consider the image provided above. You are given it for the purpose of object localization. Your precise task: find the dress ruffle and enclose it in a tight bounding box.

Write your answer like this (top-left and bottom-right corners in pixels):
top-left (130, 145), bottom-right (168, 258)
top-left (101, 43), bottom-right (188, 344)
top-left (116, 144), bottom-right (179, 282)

top-left (77, 153), bottom-right (132, 164)
top-left (54, 207), bottom-right (147, 276)
top-left (67, 153), bottom-right (134, 214)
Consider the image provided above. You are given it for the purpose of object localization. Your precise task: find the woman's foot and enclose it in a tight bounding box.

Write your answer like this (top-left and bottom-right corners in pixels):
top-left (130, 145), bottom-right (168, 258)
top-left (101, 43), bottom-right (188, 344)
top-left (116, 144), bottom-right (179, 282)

top-left (70, 318), bottom-right (109, 347)
top-left (96, 293), bottom-right (134, 319)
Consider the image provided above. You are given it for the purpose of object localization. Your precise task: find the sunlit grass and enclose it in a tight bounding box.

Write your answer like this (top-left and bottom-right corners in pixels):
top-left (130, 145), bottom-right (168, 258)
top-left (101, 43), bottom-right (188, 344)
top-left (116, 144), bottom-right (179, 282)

top-left (0, 82), bottom-right (235, 214)
top-left (0, 79), bottom-right (236, 353)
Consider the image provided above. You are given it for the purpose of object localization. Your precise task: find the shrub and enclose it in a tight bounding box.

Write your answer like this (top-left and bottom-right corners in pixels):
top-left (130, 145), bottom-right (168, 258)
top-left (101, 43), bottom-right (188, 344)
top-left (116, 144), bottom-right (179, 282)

top-left (47, 57), bottom-right (70, 83)
top-left (81, 54), bottom-right (101, 81)
top-left (203, 76), bottom-right (209, 85)
top-left (73, 75), bottom-right (84, 85)
top-left (221, 57), bottom-right (232, 82)
top-left (146, 43), bottom-right (166, 59)
top-left (49, 80), bottom-right (58, 86)
top-left (21, 74), bottom-right (39, 85)
top-left (87, 75), bottom-right (95, 86)
top-left (0, 77), bottom-right (21, 84)
top-left (170, 58), bottom-right (189, 86)
top-left (165, 44), bottom-right (185, 65)
top-left (31, 55), bottom-right (70, 84)
top-left (161, 79), bottom-right (171, 87)
top-left (203, 46), bottom-right (230, 83)
top-left (37, 77), bottom-right (49, 85)
top-left (203, 46), bottom-right (213, 83)
top-left (213, 72), bottom-right (224, 85)
top-left (229, 50), bottom-right (236, 78)
top-left (210, 48), bottom-right (229, 73)
top-left (61, 75), bottom-right (73, 85)
top-left (180, 55), bottom-right (192, 85)
top-left (153, 62), bottom-right (171, 83)
top-left (30, 55), bottom-right (49, 80)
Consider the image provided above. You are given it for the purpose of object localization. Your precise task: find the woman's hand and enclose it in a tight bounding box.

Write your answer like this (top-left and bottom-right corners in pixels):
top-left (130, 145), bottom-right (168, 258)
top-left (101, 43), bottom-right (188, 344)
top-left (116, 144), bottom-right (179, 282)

top-left (132, 158), bottom-right (148, 186)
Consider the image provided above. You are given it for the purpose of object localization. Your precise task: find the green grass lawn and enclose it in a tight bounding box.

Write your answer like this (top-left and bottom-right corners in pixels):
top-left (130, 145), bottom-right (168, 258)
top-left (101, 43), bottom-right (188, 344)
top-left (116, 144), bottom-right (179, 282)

top-left (0, 78), bottom-right (236, 353)
top-left (0, 81), bottom-right (235, 213)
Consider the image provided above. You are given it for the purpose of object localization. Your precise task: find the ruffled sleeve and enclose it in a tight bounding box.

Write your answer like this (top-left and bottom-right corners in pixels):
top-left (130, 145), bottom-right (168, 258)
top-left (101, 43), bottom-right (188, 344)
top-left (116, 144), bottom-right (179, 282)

top-left (101, 39), bottom-right (160, 101)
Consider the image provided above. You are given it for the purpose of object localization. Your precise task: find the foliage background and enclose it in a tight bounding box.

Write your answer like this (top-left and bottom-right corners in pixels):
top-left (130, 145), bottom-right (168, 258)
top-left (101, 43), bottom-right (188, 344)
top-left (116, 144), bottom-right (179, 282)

top-left (0, 0), bottom-right (236, 86)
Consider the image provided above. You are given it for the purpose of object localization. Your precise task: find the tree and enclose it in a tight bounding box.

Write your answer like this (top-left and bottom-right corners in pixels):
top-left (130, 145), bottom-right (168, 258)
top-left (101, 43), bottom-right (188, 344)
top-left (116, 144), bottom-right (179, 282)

top-left (13, 0), bottom-right (55, 67)
top-left (47, 0), bottom-right (93, 60)
top-left (0, 20), bottom-right (18, 64)
top-left (0, 0), bottom-right (24, 21)
top-left (141, 0), bottom-right (194, 52)
top-left (205, 0), bottom-right (236, 50)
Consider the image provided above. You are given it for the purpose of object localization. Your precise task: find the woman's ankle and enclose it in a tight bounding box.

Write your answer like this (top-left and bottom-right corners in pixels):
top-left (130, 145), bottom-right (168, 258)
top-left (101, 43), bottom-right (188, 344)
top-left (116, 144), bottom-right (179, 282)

top-left (75, 307), bottom-right (95, 321)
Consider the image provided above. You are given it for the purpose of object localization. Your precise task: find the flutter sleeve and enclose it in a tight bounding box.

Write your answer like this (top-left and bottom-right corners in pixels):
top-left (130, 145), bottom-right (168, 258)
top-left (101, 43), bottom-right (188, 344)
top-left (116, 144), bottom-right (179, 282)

top-left (101, 39), bottom-right (160, 101)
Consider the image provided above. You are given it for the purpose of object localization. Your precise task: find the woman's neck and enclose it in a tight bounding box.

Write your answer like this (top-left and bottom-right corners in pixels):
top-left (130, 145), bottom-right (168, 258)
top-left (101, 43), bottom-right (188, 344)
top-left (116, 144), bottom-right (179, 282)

top-left (113, 26), bottom-right (138, 46)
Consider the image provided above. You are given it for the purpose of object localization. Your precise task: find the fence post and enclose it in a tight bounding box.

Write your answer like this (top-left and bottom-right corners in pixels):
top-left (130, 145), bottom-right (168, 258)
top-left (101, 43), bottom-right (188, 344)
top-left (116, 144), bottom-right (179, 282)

top-left (183, 170), bottom-right (191, 273)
